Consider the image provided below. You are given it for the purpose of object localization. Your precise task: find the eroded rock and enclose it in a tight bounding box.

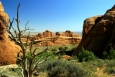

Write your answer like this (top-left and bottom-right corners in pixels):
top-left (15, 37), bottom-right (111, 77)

top-left (73, 5), bottom-right (115, 57)
top-left (0, 2), bottom-right (20, 65)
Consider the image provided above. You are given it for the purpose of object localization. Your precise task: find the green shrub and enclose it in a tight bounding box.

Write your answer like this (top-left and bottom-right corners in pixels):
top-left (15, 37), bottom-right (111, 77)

top-left (67, 55), bottom-right (78, 61)
top-left (51, 47), bottom-right (58, 52)
top-left (16, 51), bottom-right (56, 66)
top-left (104, 66), bottom-right (115, 75)
top-left (77, 47), bottom-right (96, 62)
top-left (58, 46), bottom-right (68, 51)
top-left (105, 59), bottom-right (115, 67)
top-left (39, 59), bottom-right (93, 77)
top-left (103, 47), bottom-right (115, 59)
top-left (64, 46), bottom-right (68, 51)
top-left (58, 46), bottom-right (64, 51)
top-left (104, 59), bottom-right (115, 74)
top-left (103, 51), bottom-right (108, 59)
top-left (57, 46), bottom-right (69, 55)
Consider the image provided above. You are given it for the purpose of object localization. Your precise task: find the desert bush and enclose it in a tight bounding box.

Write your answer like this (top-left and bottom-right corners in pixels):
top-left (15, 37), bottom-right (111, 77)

top-left (105, 67), bottom-right (115, 75)
top-left (79, 59), bottom-right (106, 76)
top-left (58, 46), bottom-right (64, 51)
top-left (57, 46), bottom-right (70, 55)
top-left (77, 47), bottom-right (96, 62)
top-left (51, 47), bottom-right (58, 52)
top-left (104, 59), bottom-right (115, 75)
top-left (58, 46), bottom-right (68, 51)
top-left (103, 47), bottom-right (115, 59)
top-left (39, 59), bottom-right (93, 77)
top-left (36, 51), bottom-right (56, 60)
top-left (64, 46), bottom-right (69, 51)
top-left (103, 51), bottom-right (108, 59)
top-left (67, 55), bottom-right (78, 61)
top-left (0, 67), bottom-right (22, 77)
top-left (17, 51), bottom-right (56, 66)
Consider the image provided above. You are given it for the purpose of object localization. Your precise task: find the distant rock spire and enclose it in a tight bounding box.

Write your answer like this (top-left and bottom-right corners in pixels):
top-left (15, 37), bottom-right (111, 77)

top-left (0, 2), bottom-right (4, 12)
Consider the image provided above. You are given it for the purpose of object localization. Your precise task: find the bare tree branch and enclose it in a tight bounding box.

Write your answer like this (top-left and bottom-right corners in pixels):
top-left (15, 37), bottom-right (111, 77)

top-left (32, 57), bottom-right (48, 72)
top-left (7, 3), bottom-right (49, 77)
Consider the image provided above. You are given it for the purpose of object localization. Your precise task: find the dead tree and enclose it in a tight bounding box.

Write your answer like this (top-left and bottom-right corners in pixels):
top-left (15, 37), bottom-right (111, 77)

top-left (7, 3), bottom-right (48, 77)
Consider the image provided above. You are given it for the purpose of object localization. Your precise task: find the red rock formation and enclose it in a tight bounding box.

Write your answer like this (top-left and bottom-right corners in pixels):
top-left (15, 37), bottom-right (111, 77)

top-left (60, 30), bottom-right (80, 37)
top-left (43, 30), bottom-right (53, 37)
top-left (73, 5), bottom-right (115, 57)
top-left (61, 30), bottom-right (73, 37)
top-left (32, 30), bottom-right (81, 46)
top-left (0, 2), bottom-right (20, 65)
top-left (82, 16), bottom-right (102, 38)
top-left (37, 33), bottom-right (43, 38)
top-left (55, 32), bottom-right (60, 36)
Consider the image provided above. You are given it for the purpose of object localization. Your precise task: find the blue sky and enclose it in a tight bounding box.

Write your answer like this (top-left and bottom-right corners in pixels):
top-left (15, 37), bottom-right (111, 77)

top-left (1, 0), bottom-right (115, 32)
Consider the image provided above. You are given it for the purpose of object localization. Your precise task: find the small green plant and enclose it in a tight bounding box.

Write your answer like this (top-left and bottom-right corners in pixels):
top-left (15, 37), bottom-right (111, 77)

top-left (103, 51), bottom-right (108, 59)
top-left (58, 46), bottom-right (64, 51)
top-left (67, 55), bottom-right (78, 61)
top-left (51, 47), bottom-right (58, 52)
top-left (103, 47), bottom-right (115, 59)
top-left (77, 47), bottom-right (96, 62)
top-left (58, 46), bottom-right (68, 51)
top-left (64, 46), bottom-right (68, 51)
top-left (104, 59), bottom-right (115, 75)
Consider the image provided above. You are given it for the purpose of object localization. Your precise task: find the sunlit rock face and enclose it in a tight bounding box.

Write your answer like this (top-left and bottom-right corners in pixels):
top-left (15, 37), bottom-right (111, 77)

top-left (43, 30), bottom-right (54, 37)
top-left (73, 5), bottom-right (115, 58)
top-left (33, 30), bottom-right (82, 46)
top-left (0, 2), bottom-right (20, 66)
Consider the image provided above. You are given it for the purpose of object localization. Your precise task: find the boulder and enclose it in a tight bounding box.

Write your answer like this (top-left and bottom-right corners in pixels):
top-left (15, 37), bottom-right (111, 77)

top-left (0, 2), bottom-right (20, 65)
top-left (73, 5), bottom-right (115, 58)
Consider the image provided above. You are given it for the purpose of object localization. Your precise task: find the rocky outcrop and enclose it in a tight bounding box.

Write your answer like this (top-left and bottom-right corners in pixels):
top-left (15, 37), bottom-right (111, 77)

top-left (61, 30), bottom-right (74, 37)
top-left (30, 30), bottom-right (82, 46)
top-left (82, 16), bottom-right (102, 38)
top-left (73, 5), bottom-right (115, 58)
top-left (0, 2), bottom-right (20, 65)
top-left (54, 30), bottom-right (81, 45)
top-left (43, 30), bottom-right (54, 37)
top-left (56, 30), bottom-right (80, 37)
top-left (55, 32), bottom-right (60, 36)
top-left (37, 33), bottom-right (43, 38)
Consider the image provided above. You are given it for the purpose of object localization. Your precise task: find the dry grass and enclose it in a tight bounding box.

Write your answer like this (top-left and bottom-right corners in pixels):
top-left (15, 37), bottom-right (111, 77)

top-left (94, 67), bottom-right (115, 77)
top-left (34, 72), bottom-right (48, 77)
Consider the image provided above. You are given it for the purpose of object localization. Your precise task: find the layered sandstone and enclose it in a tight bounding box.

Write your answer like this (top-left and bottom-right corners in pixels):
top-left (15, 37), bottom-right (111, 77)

top-left (43, 30), bottom-right (54, 37)
top-left (56, 30), bottom-right (79, 37)
top-left (0, 2), bottom-right (20, 65)
top-left (30, 30), bottom-right (82, 46)
top-left (73, 5), bottom-right (115, 57)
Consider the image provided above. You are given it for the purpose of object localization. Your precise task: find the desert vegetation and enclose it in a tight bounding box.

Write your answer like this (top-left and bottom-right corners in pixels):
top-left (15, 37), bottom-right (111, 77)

top-left (1, 2), bottom-right (115, 77)
top-left (1, 44), bottom-right (115, 77)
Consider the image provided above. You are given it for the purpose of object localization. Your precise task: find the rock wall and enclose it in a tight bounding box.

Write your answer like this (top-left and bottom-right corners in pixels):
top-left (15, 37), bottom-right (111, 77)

top-left (0, 2), bottom-right (20, 65)
top-left (73, 5), bottom-right (115, 58)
